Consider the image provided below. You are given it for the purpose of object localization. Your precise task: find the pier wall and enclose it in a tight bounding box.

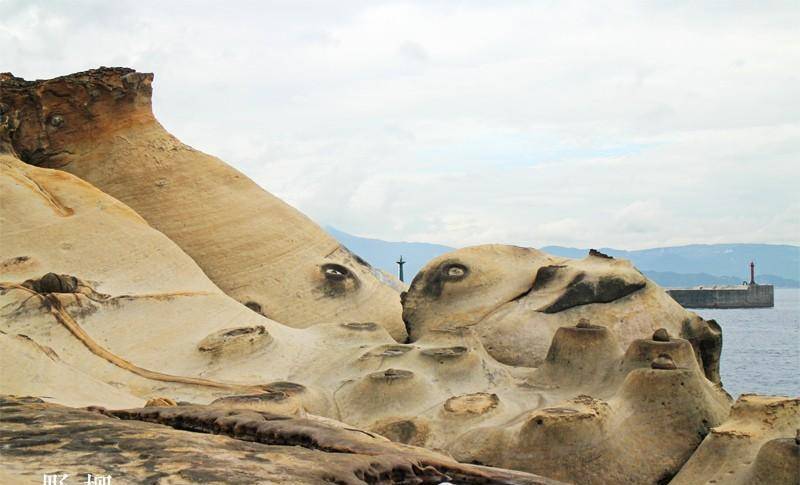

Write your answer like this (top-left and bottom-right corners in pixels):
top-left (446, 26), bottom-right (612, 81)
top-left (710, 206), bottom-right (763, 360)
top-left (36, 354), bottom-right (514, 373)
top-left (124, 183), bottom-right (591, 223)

top-left (667, 285), bottom-right (774, 309)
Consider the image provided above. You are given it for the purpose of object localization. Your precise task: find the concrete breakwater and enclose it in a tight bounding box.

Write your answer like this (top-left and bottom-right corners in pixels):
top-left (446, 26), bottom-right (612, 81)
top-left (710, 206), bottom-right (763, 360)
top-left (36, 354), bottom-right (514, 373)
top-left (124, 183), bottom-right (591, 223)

top-left (668, 284), bottom-right (774, 309)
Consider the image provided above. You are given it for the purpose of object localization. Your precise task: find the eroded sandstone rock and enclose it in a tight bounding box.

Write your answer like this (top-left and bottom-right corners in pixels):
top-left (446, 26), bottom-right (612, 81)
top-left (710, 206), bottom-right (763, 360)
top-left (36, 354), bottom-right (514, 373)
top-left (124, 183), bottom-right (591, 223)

top-left (0, 68), bottom-right (406, 341)
top-left (0, 158), bottom-right (735, 483)
top-left (670, 394), bottom-right (799, 485)
top-left (1, 68), bottom-right (793, 485)
top-left (402, 244), bottom-right (723, 380)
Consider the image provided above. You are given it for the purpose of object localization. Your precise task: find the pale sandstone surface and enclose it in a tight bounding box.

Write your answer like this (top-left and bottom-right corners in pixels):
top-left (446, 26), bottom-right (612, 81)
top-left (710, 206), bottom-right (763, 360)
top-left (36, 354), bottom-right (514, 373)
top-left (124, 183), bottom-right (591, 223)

top-left (0, 68), bottom-right (406, 341)
top-left (670, 394), bottom-right (799, 485)
top-left (0, 154), bottom-right (558, 484)
top-left (0, 154), bottom-right (736, 484)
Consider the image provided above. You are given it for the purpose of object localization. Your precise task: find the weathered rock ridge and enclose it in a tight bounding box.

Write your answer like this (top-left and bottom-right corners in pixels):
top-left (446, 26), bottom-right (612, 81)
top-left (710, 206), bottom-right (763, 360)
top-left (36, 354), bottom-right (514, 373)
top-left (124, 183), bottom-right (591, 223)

top-left (0, 68), bottom-right (406, 340)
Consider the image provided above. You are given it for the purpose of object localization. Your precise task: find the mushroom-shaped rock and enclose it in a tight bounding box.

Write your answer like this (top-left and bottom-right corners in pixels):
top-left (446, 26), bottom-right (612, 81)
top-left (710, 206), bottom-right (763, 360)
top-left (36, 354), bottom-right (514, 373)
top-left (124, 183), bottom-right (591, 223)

top-left (337, 368), bottom-right (434, 423)
top-left (538, 323), bottom-right (622, 387)
top-left (622, 333), bottom-right (702, 374)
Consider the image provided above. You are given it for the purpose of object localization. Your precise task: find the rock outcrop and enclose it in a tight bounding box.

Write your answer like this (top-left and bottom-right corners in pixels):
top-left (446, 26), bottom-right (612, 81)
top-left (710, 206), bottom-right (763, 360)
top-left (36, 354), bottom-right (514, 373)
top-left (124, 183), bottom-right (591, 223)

top-left (402, 244), bottom-right (723, 382)
top-left (0, 154), bottom-right (734, 483)
top-left (0, 68), bottom-right (406, 341)
top-left (670, 394), bottom-right (799, 485)
top-left (1, 68), bottom-right (795, 485)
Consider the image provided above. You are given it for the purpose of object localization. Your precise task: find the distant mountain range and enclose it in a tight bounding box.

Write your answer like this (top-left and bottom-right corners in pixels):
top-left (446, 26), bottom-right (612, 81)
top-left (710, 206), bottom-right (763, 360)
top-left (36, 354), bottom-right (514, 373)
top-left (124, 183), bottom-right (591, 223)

top-left (326, 227), bottom-right (453, 282)
top-left (327, 227), bottom-right (800, 288)
top-left (636, 271), bottom-right (798, 288)
top-left (542, 245), bottom-right (799, 287)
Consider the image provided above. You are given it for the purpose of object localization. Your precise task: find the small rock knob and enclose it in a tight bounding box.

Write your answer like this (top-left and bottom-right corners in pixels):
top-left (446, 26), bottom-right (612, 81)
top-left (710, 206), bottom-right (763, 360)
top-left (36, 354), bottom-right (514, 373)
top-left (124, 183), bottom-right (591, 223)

top-left (651, 353), bottom-right (677, 370)
top-left (652, 328), bottom-right (671, 342)
top-left (36, 272), bottom-right (79, 293)
top-left (576, 318), bottom-right (592, 328)
top-left (145, 397), bottom-right (177, 407)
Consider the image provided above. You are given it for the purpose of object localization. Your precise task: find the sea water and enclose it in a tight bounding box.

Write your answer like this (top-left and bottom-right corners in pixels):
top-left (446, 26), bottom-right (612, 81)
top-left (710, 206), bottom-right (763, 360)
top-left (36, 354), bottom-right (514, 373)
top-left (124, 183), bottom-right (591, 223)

top-left (694, 288), bottom-right (800, 398)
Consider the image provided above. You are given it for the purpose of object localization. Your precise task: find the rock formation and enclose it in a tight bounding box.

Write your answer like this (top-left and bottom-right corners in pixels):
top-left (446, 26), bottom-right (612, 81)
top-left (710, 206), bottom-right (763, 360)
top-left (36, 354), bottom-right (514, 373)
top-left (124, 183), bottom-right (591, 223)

top-left (670, 394), bottom-right (799, 485)
top-left (0, 68), bottom-right (406, 341)
top-left (1, 68), bottom-right (796, 485)
top-left (403, 244), bottom-right (723, 382)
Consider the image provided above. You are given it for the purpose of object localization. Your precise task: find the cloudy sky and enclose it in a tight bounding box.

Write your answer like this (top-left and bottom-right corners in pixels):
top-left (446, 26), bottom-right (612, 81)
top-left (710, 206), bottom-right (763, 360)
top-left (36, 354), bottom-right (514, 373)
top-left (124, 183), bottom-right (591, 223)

top-left (3, 0), bottom-right (799, 249)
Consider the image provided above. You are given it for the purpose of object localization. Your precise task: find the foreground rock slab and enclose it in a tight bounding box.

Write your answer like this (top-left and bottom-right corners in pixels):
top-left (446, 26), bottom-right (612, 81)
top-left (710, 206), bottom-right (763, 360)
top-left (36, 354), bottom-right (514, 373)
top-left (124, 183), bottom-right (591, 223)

top-left (0, 396), bottom-right (562, 485)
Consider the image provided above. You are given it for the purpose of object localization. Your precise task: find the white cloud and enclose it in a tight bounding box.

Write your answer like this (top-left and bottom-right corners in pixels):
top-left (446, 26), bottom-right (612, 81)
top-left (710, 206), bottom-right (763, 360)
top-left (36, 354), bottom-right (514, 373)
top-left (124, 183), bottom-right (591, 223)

top-left (2, 0), bottom-right (798, 249)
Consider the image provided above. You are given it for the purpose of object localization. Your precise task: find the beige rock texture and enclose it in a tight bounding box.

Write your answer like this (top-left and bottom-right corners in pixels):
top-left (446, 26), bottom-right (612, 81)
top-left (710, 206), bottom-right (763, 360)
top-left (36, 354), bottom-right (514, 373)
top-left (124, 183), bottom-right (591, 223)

top-left (0, 68), bottom-right (406, 341)
top-left (670, 394), bottom-right (799, 485)
top-left (1, 68), bottom-right (796, 485)
top-left (0, 154), bottom-right (406, 414)
top-left (0, 153), bottom-right (734, 484)
top-left (403, 245), bottom-right (723, 383)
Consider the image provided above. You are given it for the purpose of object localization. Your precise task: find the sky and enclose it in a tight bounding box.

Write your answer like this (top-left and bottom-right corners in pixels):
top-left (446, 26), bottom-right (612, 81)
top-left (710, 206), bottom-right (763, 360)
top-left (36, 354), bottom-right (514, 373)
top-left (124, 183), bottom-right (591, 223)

top-left (2, 0), bottom-right (799, 249)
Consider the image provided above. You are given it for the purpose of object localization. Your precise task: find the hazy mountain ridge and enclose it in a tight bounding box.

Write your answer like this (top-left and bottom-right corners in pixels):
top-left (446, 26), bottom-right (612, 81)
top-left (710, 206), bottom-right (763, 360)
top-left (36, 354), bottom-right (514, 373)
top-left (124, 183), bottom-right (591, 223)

top-left (543, 244), bottom-right (800, 287)
top-left (327, 228), bottom-right (800, 288)
top-left (326, 226), bottom-right (454, 281)
top-left (640, 271), bottom-right (799, 289)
